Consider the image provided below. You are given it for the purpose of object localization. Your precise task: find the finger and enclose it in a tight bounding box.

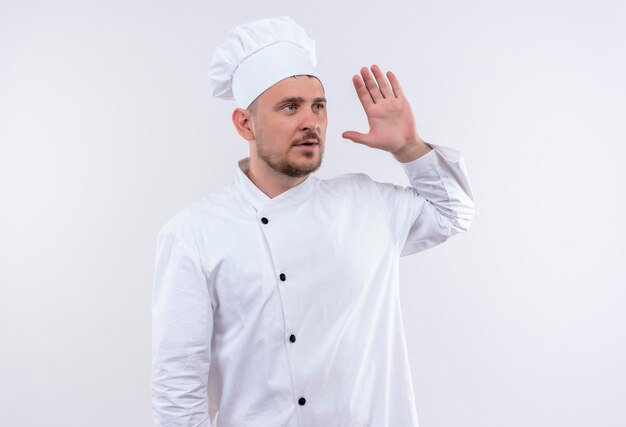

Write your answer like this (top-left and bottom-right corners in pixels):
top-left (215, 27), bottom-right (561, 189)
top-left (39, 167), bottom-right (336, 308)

top-left (387, 71), bottom-right (405, 99)
top-left (371, 64), bottom-right (393, 99)
top-left (352, 74), bottom-right (374, 109)
top-left (342, 130), bottom-right (371, 145)
top-left (360, 66), bottom-right (382, 102)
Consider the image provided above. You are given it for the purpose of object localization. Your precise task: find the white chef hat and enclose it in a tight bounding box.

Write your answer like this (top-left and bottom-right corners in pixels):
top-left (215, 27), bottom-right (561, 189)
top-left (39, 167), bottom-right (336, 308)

top-left (207, 16), bottom-right (318, 108)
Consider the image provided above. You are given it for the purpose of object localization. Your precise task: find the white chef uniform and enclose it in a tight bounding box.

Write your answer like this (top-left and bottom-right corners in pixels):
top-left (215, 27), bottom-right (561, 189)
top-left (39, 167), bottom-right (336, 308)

top-left (151, 142), bottom-right (475, 426)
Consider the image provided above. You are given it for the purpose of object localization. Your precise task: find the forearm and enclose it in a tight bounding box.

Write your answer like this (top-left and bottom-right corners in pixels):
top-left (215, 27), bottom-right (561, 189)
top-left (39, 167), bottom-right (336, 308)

top-left (392, 138), bottom-right (433, 163)
top-left (400, 142), bottom-right (475, 233)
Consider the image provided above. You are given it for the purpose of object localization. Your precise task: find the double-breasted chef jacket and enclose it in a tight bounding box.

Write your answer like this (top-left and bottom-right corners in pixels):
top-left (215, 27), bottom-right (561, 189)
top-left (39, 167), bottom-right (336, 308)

top-left (152, 142), bottom-right (475, 427)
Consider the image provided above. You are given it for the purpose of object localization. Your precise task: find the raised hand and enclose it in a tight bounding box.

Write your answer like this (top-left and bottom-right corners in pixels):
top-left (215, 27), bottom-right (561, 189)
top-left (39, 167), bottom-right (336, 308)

top-left (342, 65), bottom-right (431, 162)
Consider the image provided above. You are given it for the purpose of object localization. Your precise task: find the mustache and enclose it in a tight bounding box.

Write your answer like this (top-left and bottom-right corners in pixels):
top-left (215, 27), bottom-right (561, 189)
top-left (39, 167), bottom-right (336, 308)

top-left (293, 132), bottom-right (321, 145)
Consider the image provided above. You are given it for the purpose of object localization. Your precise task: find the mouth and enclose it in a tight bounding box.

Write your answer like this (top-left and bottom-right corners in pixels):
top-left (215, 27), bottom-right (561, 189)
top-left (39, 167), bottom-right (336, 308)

top-left (294, 139), bottom-right (319, 147)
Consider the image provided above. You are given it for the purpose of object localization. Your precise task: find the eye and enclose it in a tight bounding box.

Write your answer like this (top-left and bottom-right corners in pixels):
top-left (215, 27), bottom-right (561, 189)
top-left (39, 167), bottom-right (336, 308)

top-left (283, 104), bottom-right (297, 111)
top-left (313, 103), bottom-right (325, 111)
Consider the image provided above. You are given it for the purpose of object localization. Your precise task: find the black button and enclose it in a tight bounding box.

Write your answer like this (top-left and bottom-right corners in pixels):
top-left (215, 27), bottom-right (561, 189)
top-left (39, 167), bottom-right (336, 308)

top-left (261, 217), bottom-right (269, 224)
top-left (289, 334), bottom-right (296, 343)
top-left (298, 396), bottom-right (306, 406)
top-left (279, 273), bottom-right (286, 281)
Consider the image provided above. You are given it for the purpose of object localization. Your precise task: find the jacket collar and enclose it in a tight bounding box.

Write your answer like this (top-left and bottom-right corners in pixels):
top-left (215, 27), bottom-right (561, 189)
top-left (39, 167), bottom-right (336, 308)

top-left (234, 158), bottom-right (316, 212)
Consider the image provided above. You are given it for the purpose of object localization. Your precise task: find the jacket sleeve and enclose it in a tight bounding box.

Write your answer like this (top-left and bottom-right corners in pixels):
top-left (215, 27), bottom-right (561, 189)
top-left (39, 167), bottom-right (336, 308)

top-left (373, 142), bottom-right (475, 256)
top-left (151, 227), bottom-right (213, 427)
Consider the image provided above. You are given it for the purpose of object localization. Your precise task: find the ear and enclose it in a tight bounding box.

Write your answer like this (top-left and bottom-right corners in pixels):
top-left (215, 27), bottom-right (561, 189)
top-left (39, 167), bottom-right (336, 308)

top-left (232, 108), bottom-right (255, 141)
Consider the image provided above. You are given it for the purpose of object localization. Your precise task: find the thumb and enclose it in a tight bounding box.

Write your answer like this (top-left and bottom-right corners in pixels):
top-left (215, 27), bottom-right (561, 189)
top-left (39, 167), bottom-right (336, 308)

top-left (341, 130), bottom-right (370, 145)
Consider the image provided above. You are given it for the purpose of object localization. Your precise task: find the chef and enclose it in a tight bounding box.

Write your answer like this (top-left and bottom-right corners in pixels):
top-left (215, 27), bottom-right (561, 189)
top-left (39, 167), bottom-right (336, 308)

top-left (152, 15), bottom-right (475, 427)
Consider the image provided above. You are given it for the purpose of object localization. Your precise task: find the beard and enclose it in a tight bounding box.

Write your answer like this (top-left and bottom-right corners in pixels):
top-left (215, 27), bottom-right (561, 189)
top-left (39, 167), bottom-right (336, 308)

top-left (256, 132), bottom-right (324, 178)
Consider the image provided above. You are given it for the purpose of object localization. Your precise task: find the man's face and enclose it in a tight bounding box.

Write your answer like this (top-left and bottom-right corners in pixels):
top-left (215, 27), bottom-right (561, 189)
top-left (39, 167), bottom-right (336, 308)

top-left (248, 76), bottom-right (327, 178)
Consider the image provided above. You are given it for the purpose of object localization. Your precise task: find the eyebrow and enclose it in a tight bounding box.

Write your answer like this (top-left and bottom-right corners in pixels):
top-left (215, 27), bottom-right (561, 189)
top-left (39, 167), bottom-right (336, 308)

top-left (275, 97), bottom-right (327, 107)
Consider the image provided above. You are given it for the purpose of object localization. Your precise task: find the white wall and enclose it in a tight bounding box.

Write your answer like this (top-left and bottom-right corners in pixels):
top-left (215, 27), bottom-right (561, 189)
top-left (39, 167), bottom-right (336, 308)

top-left (1, 0), bottom-right (624, 426)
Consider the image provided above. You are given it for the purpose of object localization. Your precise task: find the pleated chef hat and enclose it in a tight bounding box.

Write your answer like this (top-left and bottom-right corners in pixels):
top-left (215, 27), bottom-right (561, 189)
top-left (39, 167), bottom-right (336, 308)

top-left (207, 16), bottom-right (318, 108)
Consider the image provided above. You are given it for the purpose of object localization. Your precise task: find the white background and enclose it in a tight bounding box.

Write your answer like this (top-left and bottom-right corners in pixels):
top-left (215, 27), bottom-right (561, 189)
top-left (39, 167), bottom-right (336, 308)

top-left (1, 0), bottom-right (625, 426)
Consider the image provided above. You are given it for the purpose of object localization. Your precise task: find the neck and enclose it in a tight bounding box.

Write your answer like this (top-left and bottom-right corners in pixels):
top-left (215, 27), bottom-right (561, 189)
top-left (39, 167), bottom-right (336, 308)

top-left (243, 157), bottom-right (308, 198)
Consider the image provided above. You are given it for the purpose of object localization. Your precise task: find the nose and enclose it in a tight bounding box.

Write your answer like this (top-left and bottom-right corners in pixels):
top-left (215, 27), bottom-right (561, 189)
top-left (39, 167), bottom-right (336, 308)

top-left (300, 108), bottom-right (319, 132)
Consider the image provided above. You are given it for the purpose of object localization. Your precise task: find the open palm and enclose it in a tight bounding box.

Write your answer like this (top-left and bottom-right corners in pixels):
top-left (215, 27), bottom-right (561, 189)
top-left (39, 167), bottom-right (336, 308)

top-left (342, 65), bottom-right (424, 156)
